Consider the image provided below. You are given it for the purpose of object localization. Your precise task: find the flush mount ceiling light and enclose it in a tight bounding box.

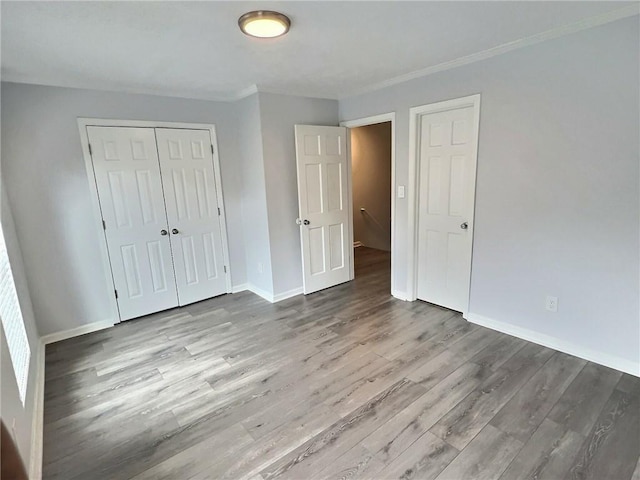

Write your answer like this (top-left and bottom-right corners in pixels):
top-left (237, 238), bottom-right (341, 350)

top-left (238, 11), bottom-right (291, 38)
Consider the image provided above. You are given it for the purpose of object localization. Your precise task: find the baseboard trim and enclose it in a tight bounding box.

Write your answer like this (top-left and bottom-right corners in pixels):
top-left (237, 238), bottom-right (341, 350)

top-left (273, 287), bottom-right (304, 303)
top-left (247, 284), bottom-right (274, 303)
top-left (391, 290), bottom-right (411, 301)
top-left (29, 341), bottom-right (45, 480)
top-left (467, 313), bottom-right (640, 377)
top-left (41, 319), bottom-right (114, 345)
top-left (231, 283), bottom-right (249, 294)
top-left (246, 284), bottom-right (304, 303)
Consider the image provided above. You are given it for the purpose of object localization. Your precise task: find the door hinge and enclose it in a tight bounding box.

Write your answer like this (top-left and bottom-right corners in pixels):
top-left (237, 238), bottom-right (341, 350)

top-left (211, 144), bottom-right (214, 154)
top-left (114, 289), bottom-right (118, 299)
top-left (102, 220), bottom-right (106, 230)
top-left (88, 143), bottom-right (92, 155)
top-left (217, 207), bottom-right (221, 216)
top-left (223, 266), bottom-right (227, 273)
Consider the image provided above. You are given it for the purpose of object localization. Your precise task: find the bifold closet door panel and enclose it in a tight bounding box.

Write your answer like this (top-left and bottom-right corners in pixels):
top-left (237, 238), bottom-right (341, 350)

top-left (87, 126), bottom-right (179, 320)
top-left (155, 128), bottom-right (228, 306)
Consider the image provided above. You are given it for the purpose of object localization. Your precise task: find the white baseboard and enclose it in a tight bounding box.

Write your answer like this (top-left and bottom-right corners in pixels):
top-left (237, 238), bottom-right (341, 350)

top-left (353, 241), bottom-right (363, 248)
top-left (247, 284), bottom-right (274, 302)
top-left (247, 284), bottom-right (304, 303)
top-left (467, 313), bottom-right (640, 377)
top-left (392, 290), bottom-right (411, 301)
top-left (29, 341), bottom-right (45, 480)
top-left (41, 319), bottom-right (114, 345)
top-left (231, 283), bottom-right (249, 294)
top-left (273, 287), bottom-right (304, 303)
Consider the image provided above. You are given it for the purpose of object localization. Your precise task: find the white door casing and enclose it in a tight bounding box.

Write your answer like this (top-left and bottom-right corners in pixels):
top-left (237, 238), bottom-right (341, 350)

top-left (411, 95), bottom-right (480, 315)
top-left (87, 126), bottom-right (179, 321)
top-left (295, 125), bottom-right (351, 294)
top-left (340, 112), bottom-right (396, 295)
top-left (155, 128), bottom-right (229, 306)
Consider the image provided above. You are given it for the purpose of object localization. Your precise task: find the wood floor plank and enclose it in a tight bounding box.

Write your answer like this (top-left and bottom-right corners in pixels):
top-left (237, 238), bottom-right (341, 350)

top-left (499, 418), bottom-right (584, 480)
top-left (446, 325), bottom-right (507, 360)
top-left (311, 446), bottom-right (386, 480)
top-left (429, 342), bottom-right (555, 450)
top-left (568, 388), bottom-right (640, 480)
top-left (616, 373), bottom-right (640, 396)
top-left (259, 379), bottom-right (427, 480)
top-left (361, 362), bottom-right (491, 466)
top-left (490, 352), bottom-right (586, 443)
top-left (128, 423), bottom-right (254, 480)
top-left (45, 411), bottom-right (182, 480)
top-left (375, 431), bottom-right (459, 480)
top-left (468, 334), bottom-right (527, 371)
top-left (434, 424), bottom-right (523, 480)
top-left (547, 362), bottom-right (622, 436)
top-left (217, 403), bottom-right (341, 479)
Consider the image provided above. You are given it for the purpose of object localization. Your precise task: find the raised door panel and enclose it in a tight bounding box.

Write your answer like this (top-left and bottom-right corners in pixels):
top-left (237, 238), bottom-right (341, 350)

top-left (155, 128), bottom-right (227, 306)
top-left (295, 125), bottom-right (350, 294)
top-left (87, 126), bottom-right (178, 320)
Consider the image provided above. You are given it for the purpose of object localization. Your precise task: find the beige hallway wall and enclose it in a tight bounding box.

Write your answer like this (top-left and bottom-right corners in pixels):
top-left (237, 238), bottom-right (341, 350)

top-left (351, 122), bottom-right (392, 252)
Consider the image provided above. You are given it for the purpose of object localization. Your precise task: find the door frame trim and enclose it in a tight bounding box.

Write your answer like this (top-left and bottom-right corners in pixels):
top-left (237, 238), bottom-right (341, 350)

top-left (77, 118), bottom-right (233, 323)
top-left (407, 94), bottom-right (481, 317)
top-left (340, 112), bottom-right (396, 295)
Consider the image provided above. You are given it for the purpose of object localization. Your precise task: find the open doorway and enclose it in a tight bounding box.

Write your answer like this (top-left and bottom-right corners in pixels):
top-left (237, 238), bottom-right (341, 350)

top-left (347, 120), bottom-right (393, 286)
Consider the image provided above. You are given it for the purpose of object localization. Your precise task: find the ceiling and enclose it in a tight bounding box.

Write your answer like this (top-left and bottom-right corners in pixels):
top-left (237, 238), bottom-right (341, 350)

top-left (1, 1), bottom-right (636, 101)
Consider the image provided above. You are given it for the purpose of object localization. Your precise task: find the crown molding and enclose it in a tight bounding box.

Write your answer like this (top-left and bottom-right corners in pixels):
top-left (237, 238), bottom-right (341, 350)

top-left (339, 5), bottom-right (640, 100)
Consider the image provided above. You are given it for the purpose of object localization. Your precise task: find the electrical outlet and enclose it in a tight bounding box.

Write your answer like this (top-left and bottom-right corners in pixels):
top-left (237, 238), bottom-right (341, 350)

top-left (545, 296), bottom-right (558, 312)
top-left (397, 185), bottom-right (406, 199)
top-left (257, 262), bottom-right (263, 274)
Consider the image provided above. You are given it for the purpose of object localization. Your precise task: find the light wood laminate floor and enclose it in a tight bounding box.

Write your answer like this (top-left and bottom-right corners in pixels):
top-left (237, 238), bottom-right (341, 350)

top-left (43, 247), bottom-right (640, 480)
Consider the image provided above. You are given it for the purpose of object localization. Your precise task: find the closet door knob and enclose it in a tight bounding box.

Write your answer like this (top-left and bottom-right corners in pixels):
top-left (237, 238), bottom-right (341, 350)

top-left (160, 229), bottom-right (168, 236)
top-left (171, 228), bottom-right (179, 234)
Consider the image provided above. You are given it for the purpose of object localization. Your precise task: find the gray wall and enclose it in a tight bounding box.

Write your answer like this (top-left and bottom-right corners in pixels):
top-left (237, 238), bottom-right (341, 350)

top-left (236, 93), bottom-right (274, 294)
top-left (351, 122), bottom-right (392, 252)
top-left (340, 16), bottom-right (640, 368)
top-left (0, 184), bottom-right (41, 471)
top-left (1, 82), bottom-right (248, 335)
top-left (258, 92), bottom-right (339, 295)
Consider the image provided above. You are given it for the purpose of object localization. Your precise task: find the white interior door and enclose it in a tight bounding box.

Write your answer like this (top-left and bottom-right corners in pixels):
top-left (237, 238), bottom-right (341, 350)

top-left (294, 125), bottom-right (351, 294)
top-left (155, 128), bottom-right (228, 306)
top-left (87, 126), bottom-right (178, 320)
top-left (416, 101), bottom-right (479, 312)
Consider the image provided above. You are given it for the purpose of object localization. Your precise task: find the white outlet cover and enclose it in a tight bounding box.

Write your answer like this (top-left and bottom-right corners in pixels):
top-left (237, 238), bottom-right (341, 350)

top-left (397, 185), bottom-right (405, 198)
top-left (545, 296), bottom-right (558, 312)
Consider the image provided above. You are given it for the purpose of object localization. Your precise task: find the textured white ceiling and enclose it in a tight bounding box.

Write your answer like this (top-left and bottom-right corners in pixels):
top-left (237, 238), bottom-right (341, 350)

top-left (1, 1), bottom-right (636, 101)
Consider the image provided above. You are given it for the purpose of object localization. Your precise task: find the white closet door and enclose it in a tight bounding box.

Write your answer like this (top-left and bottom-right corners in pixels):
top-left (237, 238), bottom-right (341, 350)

top-left (87, 126), bottom-right (178, 320)
top-left (294, 125), bottom-right (351, 294)
top-left (416, 105), bottom-right (477, 312)
top-left (155, 128), bottom-right (228, 306)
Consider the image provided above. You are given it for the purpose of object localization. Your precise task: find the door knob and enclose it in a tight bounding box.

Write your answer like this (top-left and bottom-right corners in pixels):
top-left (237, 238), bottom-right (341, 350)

top-left (460, 222), bottom-right (468, 230)
top-left (160, 229), bottom-right (168, 236)
top-left (171, 228), bottom-right (179, 234)
top-left (303, 219), bottom-right (310, 225)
